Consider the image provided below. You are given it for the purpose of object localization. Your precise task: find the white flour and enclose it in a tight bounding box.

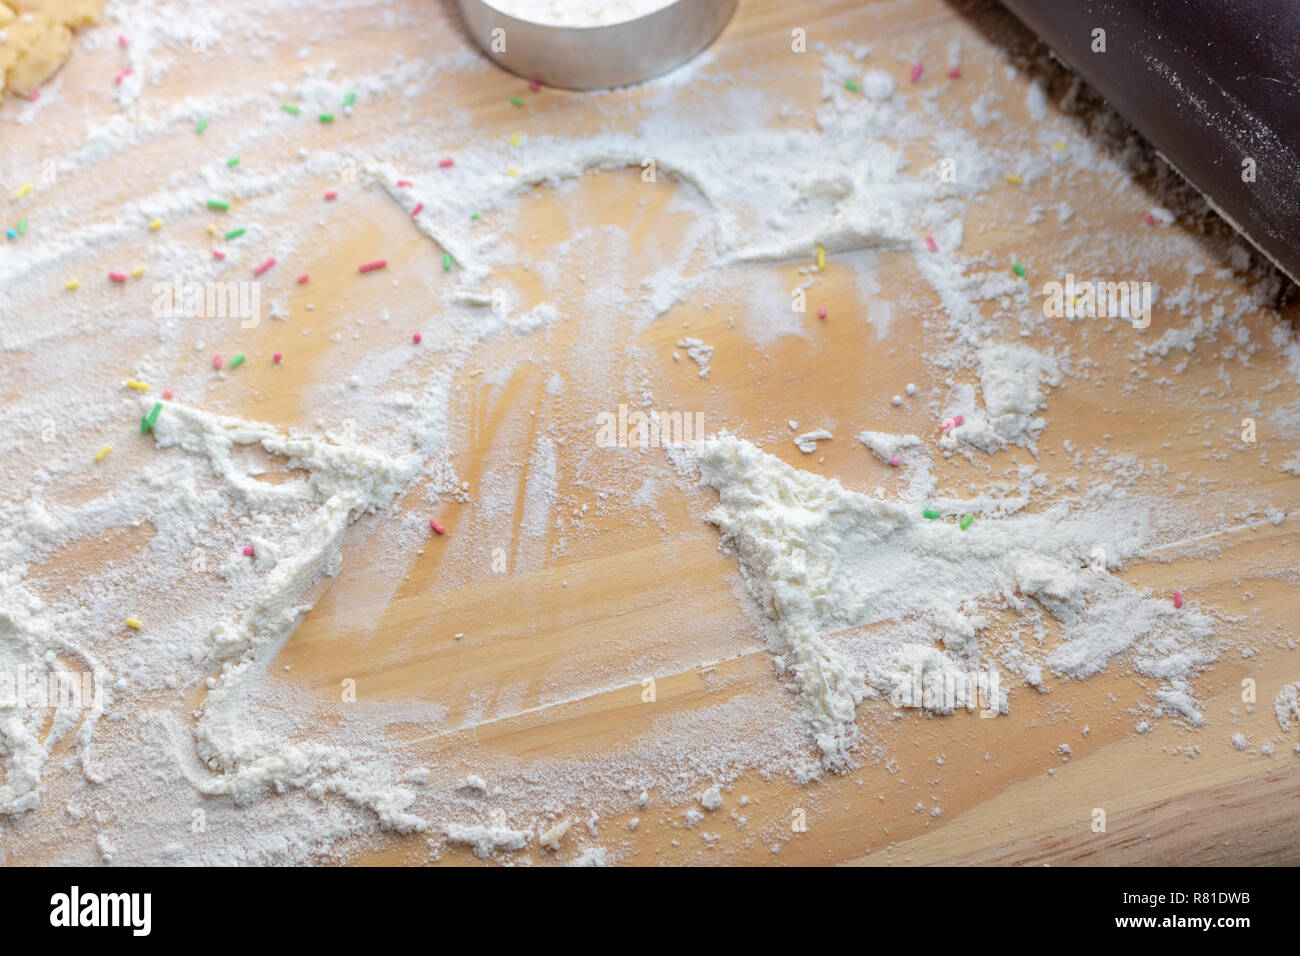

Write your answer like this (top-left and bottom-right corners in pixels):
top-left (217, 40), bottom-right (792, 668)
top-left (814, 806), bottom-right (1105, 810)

top-left (487, 0), bottom-right (673, 27)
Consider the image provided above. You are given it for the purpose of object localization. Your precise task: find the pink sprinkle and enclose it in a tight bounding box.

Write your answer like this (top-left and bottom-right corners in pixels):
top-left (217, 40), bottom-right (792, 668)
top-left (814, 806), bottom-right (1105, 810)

top-left (529, 79), bottom-right (541, 92)
top-left (297, 273), bottom-right (309, 284)
top-left (428, 518), bottom-right (446, 535)
top-left (253, 256), bottom-right (276, 276)
top-left (953, 414), bottom-right (964, 427)
top-left (273, 352), bottom-right (282, 363)
top-left (212, 249), bottom-right (227, 260)
top-left (162, 389), bottom-right (174, 400)
top-left (324, 190), bottom-right (338, 200)
top-left (817, 307), bottom-right (827, 319)
top-left (1145, 213), bottom-right (1156, 226)
top-left (412, 332), bottom-right (422, 344)
top-left (213, 355), bottom-right (223, 370)
top-left (889, 455), bottom-right (901, 467)
top-left (358, 259), bottom-right (387, 273)
top-left (909, 62), bottom-right (924, 84)
top-left (947, 68), bottom-right (960, 80)
top-left (396, 179), bottom-right (413, 188)
top-left (941, 417), bottom-right (955, 432)
top-left (242, 545), bottom-right (254, 557)
top-left (108, 271), bottom-right (128, 283)
top-left (924, 234), bottom-right (938, 252)
top-left (1173, 590), bottom-right (1183, 609)
top-left (439, 158), bottom-right (454, 168)
top-left (114, 67), bottom-right (133, 85)
top-left (29, 89), bottom-right (40, 102)
top-left (119, 35), bottom-right (130, 49)
top-left (411, 202), bottom-right (424, 218)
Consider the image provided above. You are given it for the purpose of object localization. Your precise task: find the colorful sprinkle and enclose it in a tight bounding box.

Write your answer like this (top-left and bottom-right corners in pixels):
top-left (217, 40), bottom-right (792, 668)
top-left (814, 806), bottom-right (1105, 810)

top-left (243, 545), bottom-right (255, 557)
top-left (442, 253), bottom-right (452, 271)
top-left (213, 355), bottom-right (223, 370)
top-left (28, 90), bottom-right (39, 102)
top-left (439, 158), bottom-right (454, 168)
top-left (816, 245), bottom-right (825, 270)
top-left (66, 278), bottom-right (81, 290)
top-left (95, 444), bottom-right (112, 462)
top-left (206, 224), bottom-right (217, 235)
top-left (273, 353), bottom-right (282, 363)
top-left (506, 167), bottom-right (520, 177)
top-left (411, 202), bottom-right (423, 218)
top-left (412, 333), bottom-right (422, 344)
top-left (397, 179), bottom-right (414, 187)
top-left (162, 389), bottom-right (174, 399)
top-left (206, 199), bottom-right (230, 210)
top-left (131, 265), bottom-right (146, 278)
top-left (318, 113), bottom-right (335, 123)
top-left (150, 218), bottom-right (163, 230)
top-left (15, 218), bottom-right (26, 235)
top-left (118, 35), bottom-right (130, 49)
top-left (196, 117), bottom-right (209, 134)
top-left (297, 273), bottom-right (309, 284)
top-left (141, 401), bottom-right (162, 434)
top-left (228, 353), bottom-right (245, 369)
top-left (817, 306), bottom-right (827, 319)
top-left (225, 227), bottom-right (246, 241)
top-left (1012, 262), bottom-right (1026, 277)
top-left (909, 62), bottom-right (924, 84)
top-left (529, 79), bottom-right (541, 92)
top-left (212, 250), bottom-right (227, 260)
top-left (1004, 173), bottom-right (1023, 185)
top-left (359, 259), bottom-right (387, 273)
top-left (114, 67), bottom-right (133, 85)
top-left (428, 518), bottom-right (446, 534)
top-left (922, 508), bottom-right (940, 520)
top-left (959, 514), bottom-right (974, 530)
top-left (124, 618), bottom-right (142, 630)
top-left (509, 95), bottom-right (523, 107)
top-left (253, 256), bottom-right (276, 276)
top-left (844, 79), bottom-right (859, 92)
top-left (1173, 590), bottom-right (1184, 609)
top-left (924, 234), bottom-right (937, 253)
top-left (282, 103), bottom-right (300, 115)
top-left (889, 456), bottom-right (901, 467)
top-left (324, 190), bottom-right (338, 200)
top-left (226, 157), bottom-right (240, 167)
top-left (954, 414), bottom-right (964, 427)
top-left (509, 132), bottom-right (522, 146)
top-left (13, 182), bottom-right (32, 200)
top-left (108, 271), bottom-right (128, 283)
top-left (1145, 213), bottom-right (1156, 227)
top-left (947, 68), bottom-right (961, 80)
top-left (470, 213), bottom-right (479, 221)
top-left (343, 91), bottom-right (356, 108)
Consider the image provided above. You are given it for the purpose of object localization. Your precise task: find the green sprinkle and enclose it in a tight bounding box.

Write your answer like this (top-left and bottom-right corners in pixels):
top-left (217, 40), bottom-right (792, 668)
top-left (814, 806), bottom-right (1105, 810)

top-left (141, 402), bottom-right (162, 434)
top-left (229, 353), bottom-right (246, 369)
top-left (509, 96), bottom-right (524, 107)
top-left (442, 253), bottom-right (452, 271)
top-left (318, 113), bottom-right (335, 123)
top-left (16, 218), bottom-right (27, 235)
top-left (226, 157), bottom-right (240, 167)
top-left (207, 199), bottom-right (230, 211)
top-left (959, 514), bottom-right (974, 530)
top-left (470, 212), bottom-right (479, 221)
top-left (196, 117), bottom-right (209, 134)
top-left (224, 227), bottom-right (246, 240)
top-left (1012, 262), bottom-right (1026, 277)
top-left (922, 508), bottom-right (940, 520)
top-left (343, 91), bottom-right (356, 108)
top-left (845, 79), bottom-right (860, 92)
top-left (281, 103), bottom-right (300, 115)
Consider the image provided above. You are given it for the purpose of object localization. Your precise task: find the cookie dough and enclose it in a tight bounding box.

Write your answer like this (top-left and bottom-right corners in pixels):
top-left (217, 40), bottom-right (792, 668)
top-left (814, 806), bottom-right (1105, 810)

top-left (0, 0), bottom-right (104, 97)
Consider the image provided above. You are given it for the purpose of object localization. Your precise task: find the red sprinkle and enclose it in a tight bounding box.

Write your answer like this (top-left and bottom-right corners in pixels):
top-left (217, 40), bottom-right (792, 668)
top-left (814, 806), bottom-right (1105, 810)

top-left (953, 414), bottom-right (964, 427)
top-left (1173, 590), bottom-right (1184, 609)
top-left (438, 158), bottom-right (454, 168)
top-left (162, 389), bottom-right (174, 399)
top-left (243, 545), bottom-right (254, 557)
top-left (273, 352), bottom-right (282, 363)
top-left (212, 249), bottom-right (227, 260)
top-left (396, 179), bottom-right (413, 187)
top-left (253, 256), bottom-right (276, 276)
top-left (108, 271), bottom-right (128, 283)
top-left (114, 67), bottom-right (133, 85)
top-left (909, 62), bottom-right (924, 84)
top-left (213, 355), bottom-right (223, 370)
top-left (817, 306), bottom-right (827, 319)
top-left (411, 202), bottom-right (424, 218)
top-left (528, 79), bottom-right (541, 92)
top-left (297, 273), bottom-right (309, 284)
top-left (324, 190), bottom-right (338, 200)
top-left (428, 518), bottom-right (446, 535)
top-left (358, 259), bottom-right (387, 273)
top-left (119, 35), bottom-right (130, 49)
top-left (1145, 213), bottom-right (1156, 226)
top-left (412, 332), bottom-right (422, 344)
top-left (924, 234), bottom-right (938, 252)
top-left (947, 68), bottom-right (961, 80)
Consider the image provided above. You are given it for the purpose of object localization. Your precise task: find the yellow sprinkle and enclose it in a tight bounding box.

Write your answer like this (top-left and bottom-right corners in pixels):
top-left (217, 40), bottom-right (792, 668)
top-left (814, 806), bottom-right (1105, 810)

top-left (1004, 173), bottom-right (1023, 185)
top-left (95, 444), bottom-right (112, 462)
top-left (13, 181), bottom-right (33, 200)
top-left (1053, 141), bottom-right (1067, 150)
top-left (509, 132), bottom-right (521, 146)
top-left (131, 265), bottom-right (146, 278)
top-left (506, 167), bottom-right (520, 177)
top-left (124, 618), bottom-right (142, 630)
top-left (66, 278), bottom-right (81, 290)
top-left (816, 245), bottom-right (826, 270)
top-left (125, 378), bottom-right (151, 391)
top-left (150, 218), bottom-right (163, 230)
top-left (206, 223), bottom-right (216, 235)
